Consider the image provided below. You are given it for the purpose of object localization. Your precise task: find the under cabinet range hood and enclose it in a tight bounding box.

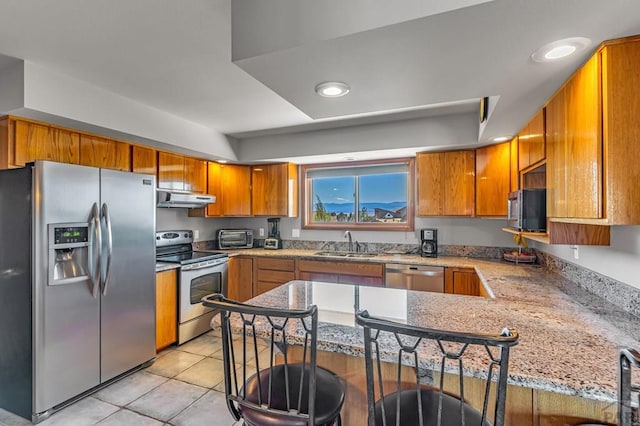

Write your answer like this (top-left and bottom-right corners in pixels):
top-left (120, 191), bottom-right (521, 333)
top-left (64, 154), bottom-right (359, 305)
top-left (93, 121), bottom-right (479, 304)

top-left (156, 189), bottom-right (216, 208)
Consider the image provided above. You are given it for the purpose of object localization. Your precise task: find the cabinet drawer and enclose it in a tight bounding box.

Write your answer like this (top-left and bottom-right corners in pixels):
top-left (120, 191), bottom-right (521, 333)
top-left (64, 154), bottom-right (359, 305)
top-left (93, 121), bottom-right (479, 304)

top-left (298, 271), bottom-right (339, 283)
top-left (256, 269), bottom-right (295, 284)
top-left (298, 260), bottom-right (383, 277)
top-left (338, 275), bottom-right (383, 287)
top-left (256, 257), bottom-right (295, 271)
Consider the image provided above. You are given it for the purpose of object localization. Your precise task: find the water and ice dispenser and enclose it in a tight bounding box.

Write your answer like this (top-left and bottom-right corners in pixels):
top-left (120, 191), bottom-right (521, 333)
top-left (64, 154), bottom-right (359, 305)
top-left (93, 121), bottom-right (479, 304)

top-left (48, 223), bottom-right (91, 285)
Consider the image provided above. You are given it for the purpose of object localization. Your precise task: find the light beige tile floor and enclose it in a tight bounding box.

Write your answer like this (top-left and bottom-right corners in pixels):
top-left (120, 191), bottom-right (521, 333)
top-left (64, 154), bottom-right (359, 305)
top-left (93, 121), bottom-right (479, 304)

top-left (0, 331), bottom-right (238, 426)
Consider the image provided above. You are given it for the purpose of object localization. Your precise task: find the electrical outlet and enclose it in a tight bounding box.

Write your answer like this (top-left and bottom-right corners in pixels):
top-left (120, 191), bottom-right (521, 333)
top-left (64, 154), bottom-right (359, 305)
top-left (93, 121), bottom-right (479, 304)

top-left (259, 228), bottom-right (265, 237)
top-left (292, 229), bottom-right (300, 238)
top-left (193, 230), bottom-right (199, 239)
top-left (572, 245), bottom-right (579, 260)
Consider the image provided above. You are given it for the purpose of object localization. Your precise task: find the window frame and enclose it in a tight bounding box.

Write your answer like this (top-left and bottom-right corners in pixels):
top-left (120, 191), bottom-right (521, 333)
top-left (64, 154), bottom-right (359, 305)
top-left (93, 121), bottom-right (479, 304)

top-left (301, 158), bottom-right (415, 231)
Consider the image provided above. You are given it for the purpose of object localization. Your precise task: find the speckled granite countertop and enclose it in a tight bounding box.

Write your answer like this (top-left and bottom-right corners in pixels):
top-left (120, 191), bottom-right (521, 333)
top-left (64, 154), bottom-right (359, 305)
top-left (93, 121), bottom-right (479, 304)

top-left (217, 254), bottom-right (640, 402)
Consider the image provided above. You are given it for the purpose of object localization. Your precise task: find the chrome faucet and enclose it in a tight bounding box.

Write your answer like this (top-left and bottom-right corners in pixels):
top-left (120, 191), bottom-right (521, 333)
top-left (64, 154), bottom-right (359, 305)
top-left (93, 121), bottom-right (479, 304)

top-left (344, 230), bottom-right (353, 252)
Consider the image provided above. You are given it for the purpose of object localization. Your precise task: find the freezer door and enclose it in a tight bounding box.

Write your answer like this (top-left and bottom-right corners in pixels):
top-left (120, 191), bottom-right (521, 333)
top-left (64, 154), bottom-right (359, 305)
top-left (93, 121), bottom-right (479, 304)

top-left (33, 162), bottom-right (101, 414)
top-left (99, 169), bottom-right (156, 382)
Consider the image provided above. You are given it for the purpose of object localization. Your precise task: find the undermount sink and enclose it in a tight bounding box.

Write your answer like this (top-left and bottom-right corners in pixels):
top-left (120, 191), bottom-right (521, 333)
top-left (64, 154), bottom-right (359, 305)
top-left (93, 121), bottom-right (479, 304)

top-left (314, 251), bottom-right (378, 258)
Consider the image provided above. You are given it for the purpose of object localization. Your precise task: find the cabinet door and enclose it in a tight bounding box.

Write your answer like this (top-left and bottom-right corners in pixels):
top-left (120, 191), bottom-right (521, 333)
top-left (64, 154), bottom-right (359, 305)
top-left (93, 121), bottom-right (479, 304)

top-left (565, 55), bottom-right (602, 218)
top-left (228, 257), bottom-right (253, 302)
top-left (206, 162), bottom-right (223, 216)
top-left (184, 157), bottom-right (207, 193)
top-left (252, 163), bottom-right (290, 216)
top-left (417, 152), bottom-right (444, 215)
top-left (476, 142), bottom-right (511, 216)
top-left (157, 152), bottom-right (185, 190)
top-left (518, 109), bottom-right (545, 170)
top-left (13, 119), bottom-right (80, 167)
top-left (156, 269), bottom-right (177, 351)
top-left (79, 135), bottom-right (130, 171)
top-left (443, 150), bottom-right (475, 216)
top-left (545, 85), bottom-right (567, 218)
top-left (546, 55), bottom-right (602, 219)
top-left (132, 146), bottom-right (157, 176)
top-left (444, 268), bottom-right (479, 296)
top-left (221, 164), bottom-right (252, 216)
top-left (602, 39), bottom-right (640, 224)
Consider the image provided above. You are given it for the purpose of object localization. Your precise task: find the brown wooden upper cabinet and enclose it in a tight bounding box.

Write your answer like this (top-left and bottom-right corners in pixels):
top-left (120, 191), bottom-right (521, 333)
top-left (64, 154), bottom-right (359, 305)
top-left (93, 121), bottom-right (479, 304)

top-left (546, 50), bottom-right (602, 220)
top-left (79, 134), bottom-right (131, 171)
top-left (542, 35), bottom-right (640, 227)
top-left (417, 150), bottom-right (475, 216)
top-left (191, 162), bottom-right (252, 217)
top-left (0, 116), bottom-right (80, 169)
top-left (131, 145), bottom-right (157, 175)
top-left (475, 142), bottom-right (511, 216)
top-left (251, 163), bottom-right (298, 217)
top-left (220, 164), bottom-right (252, 216)
top-left (158, 151), bottom-right (206, 193)
top-left (518, 109), bottom-right (546, 171)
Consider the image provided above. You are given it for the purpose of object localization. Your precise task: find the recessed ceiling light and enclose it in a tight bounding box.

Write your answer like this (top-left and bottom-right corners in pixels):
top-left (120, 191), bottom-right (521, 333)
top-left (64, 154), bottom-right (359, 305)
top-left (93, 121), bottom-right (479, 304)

top-left (492, 136), bottom-right (510, 142)
top-left (531, 37), bottom-right (591, 63)
top-left (344, 156), bottom-right (357, 161)
top-left (315, 81), bottom-right (350, 98)
top-left (218, 160), bottom-right (227, 164)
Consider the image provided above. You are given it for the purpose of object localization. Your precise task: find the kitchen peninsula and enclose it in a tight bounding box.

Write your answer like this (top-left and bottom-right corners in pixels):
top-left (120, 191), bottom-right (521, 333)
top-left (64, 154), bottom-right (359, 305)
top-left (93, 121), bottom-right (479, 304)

top-left (215, 256), bottom-right (639, 426)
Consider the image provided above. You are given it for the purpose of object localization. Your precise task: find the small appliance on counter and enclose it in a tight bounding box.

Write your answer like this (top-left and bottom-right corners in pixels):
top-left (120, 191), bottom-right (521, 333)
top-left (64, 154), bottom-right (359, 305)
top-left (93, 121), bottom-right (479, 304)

top-left (420, 228), bottom-right (438, 258)
top-left (216, 229), bottom-right (254, 249)
top-left (264, 218), bottom-right (282, 250)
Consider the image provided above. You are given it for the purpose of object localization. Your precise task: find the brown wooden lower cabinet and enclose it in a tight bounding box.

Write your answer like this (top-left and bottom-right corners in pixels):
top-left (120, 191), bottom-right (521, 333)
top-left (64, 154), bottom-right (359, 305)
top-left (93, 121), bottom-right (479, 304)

top-left (283, 347), bottom-right (616, 426)
top-left (155, 269), bottom-right (177, 351)
top-left (444, 267), bottom-right (481, 296)
top-left (253, 257), bottom-right (295, 297)
top-left (228, 256), bottom-right (253, 302)
top-left (296, 259), bottom-right (384, 287)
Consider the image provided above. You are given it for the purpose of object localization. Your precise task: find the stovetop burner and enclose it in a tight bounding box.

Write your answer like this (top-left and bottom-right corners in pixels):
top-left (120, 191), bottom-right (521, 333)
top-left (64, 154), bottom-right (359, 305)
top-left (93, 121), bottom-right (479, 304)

top-left (155, 229), bottom-right (227, 265)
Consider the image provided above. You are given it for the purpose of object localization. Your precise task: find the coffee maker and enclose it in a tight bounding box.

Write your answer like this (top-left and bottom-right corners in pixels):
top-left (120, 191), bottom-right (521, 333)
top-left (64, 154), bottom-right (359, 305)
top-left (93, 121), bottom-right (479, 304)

top-left (264, 218), bottom-right (282, 250)
top-left (420, 228), bottom-right (438, 258)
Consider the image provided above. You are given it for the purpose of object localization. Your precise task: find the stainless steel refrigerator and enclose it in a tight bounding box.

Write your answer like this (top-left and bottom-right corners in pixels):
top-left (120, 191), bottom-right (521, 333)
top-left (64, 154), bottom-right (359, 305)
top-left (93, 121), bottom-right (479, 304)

top-left (0, 161), bottom-right (156, 423)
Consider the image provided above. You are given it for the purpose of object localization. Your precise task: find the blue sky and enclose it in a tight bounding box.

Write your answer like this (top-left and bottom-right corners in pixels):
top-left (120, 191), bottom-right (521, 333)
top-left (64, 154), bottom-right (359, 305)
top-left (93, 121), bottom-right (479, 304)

top-left (313, 174), bottom-right (407, 204)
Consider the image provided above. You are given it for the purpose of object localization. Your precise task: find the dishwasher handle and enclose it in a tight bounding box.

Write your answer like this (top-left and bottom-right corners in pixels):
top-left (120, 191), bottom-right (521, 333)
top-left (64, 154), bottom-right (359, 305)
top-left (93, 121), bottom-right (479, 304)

top-left (385, 266), bottom-right (443, 277)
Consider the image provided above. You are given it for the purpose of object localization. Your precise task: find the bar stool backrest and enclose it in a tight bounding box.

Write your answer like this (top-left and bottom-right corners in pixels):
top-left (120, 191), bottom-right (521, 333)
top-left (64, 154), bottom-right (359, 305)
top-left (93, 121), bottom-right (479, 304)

top-left (619, 348), bottom-right (640, 426)
top-left (203, 293), bottom-right (320, 425)
top-left (355, 309), bottom-right (519, 426)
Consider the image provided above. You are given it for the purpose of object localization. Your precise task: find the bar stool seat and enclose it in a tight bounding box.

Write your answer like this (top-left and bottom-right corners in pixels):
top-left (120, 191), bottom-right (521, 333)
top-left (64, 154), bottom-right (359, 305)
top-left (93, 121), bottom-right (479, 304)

top-left (355, 309), bottom-right (519, 426)
top-left (242, 364), bottom-right (344, 426)
top-left (374, 388), bottom-right (489, 426)
top-left (202, 293), bottom-right (345, 426)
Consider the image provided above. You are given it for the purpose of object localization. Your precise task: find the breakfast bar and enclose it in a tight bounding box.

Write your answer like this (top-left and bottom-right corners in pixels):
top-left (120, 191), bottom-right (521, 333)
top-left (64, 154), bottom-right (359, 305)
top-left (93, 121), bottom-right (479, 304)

top-left (221, 259), bottom-right (640, 426)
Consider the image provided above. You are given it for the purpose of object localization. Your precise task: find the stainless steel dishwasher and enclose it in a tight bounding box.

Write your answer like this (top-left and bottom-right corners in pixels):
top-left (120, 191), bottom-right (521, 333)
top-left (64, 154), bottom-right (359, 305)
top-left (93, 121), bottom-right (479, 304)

top-left (385, 263), bottom-right (445, 293)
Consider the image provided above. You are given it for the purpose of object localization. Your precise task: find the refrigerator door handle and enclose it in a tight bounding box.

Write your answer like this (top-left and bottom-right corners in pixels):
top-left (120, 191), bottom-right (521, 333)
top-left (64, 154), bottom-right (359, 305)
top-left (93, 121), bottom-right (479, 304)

top-left (88, 202), bottom-right (102, 297)
top-left (101, 202), bottom-right (113, 296)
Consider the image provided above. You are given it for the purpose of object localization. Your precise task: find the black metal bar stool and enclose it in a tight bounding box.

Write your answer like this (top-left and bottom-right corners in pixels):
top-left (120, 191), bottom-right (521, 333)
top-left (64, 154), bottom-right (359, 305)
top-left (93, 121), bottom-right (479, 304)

top-left (355, 309), bottom-right (519, 426)
top-left (579, 348), bottom-right (640, 426)
top-left (203, 293), bottom-right (345, 426)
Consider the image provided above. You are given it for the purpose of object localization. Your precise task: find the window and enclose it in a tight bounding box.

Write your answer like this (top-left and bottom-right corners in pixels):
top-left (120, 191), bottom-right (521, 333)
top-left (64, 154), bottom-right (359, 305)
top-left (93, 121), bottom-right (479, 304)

top-left (302, 158), bottom-right (414, 231)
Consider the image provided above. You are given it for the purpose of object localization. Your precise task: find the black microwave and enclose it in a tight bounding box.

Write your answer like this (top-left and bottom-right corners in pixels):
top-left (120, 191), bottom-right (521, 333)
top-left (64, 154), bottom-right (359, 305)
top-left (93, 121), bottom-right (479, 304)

top-left (507, 189), bottom-right (546, 232)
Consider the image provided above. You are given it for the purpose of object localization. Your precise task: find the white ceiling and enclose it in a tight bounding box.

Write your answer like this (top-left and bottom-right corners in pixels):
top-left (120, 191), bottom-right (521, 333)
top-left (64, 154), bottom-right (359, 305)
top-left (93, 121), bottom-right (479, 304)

top-left (0, 0), bottom-right (639, 159)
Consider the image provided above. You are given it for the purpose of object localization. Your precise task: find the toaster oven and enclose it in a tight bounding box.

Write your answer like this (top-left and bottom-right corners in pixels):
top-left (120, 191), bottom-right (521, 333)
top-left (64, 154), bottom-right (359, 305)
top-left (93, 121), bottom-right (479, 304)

top-left (217, 229), bottom-right (254, 249)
